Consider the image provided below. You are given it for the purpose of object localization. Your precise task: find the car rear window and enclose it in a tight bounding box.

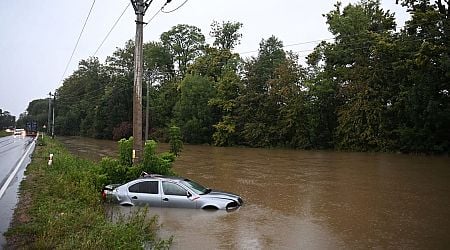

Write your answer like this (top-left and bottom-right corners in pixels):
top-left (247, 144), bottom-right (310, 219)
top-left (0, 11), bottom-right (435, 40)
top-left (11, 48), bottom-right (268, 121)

top-left (128, 181), bottom-right (158, 194)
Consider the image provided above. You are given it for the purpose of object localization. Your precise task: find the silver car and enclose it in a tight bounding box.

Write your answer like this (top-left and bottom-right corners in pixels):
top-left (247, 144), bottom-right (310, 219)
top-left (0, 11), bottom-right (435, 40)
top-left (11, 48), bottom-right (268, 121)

top-left (102, 174), bottom-right (243, 210)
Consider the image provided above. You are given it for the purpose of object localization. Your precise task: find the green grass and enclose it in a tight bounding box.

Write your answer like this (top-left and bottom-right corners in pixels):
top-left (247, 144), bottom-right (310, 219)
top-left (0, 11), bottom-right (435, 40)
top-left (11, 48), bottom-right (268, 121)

top-left (0, 130), bottom-right (12, 137)
top-left (6, 136), bottom-right (172, 249)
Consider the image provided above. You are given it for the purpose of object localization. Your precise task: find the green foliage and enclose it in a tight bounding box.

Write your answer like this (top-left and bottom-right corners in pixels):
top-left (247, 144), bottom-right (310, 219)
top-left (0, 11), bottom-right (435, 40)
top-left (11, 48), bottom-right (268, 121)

top-left (16, 99), bottom-right (47, 130)
top-left (97, 138), bottom-right (175, 186)
top-left (161, 24), bottom-right (205, 77)
top-left (143, 41), bottom-right (174, 81)
top-left (98, 157), bottom-right (127, 186)
top-left (27, 11), bottom-right (448, 154)
top-left (235, 36), bottom-right (297, 147)
top-left (0, 108), bottom-right (15, 129)
top-left (6, 136), bottom-right (171, 248)
top-left (169, 126), bottom-right (183, 155)
top-left (0, 130), bottom-right (12, 137)
top-left (210, 21), bottom-right (243, 50)
top-left (174, 74), bottom-right (216, 143)
top-left (212, 115), bottom-right (236, 146)
top-left (142, 140), bottom-right (175, 175)
top-left (118, 137), bottom-right (133, 167)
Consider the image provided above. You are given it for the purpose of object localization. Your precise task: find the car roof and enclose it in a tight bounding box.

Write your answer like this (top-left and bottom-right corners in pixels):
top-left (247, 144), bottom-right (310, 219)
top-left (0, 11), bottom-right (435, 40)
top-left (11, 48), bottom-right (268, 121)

top-left (139, 174), bottom-right (186, 182)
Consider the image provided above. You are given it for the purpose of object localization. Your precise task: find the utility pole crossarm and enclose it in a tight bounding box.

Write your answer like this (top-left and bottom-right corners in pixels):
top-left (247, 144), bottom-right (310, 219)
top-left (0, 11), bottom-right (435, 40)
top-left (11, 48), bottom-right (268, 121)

top-left (131, 0), bottom-right (153, 14)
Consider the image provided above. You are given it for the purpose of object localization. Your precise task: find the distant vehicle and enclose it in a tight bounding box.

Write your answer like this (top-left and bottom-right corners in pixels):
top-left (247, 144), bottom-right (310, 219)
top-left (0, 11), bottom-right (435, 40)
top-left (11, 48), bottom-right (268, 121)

top-left (14, 129), bottom-right (24, 136)
top-left (102, 174), bottom-right (243, 211)
top-left (25, 121), bottom-right (38, 136)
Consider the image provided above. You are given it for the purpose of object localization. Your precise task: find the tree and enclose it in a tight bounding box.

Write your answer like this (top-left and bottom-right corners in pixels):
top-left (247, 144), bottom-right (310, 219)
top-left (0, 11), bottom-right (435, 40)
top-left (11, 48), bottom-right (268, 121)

top-left (268, 52), bottom-right (309, 148)
top-left (56, 57), bottom-right (110, 137)
top-left (314, 0), bottom-right (398, 151)
top-left (143, 41), bottom-right (174, 82)
top-left (174, 74), bottom-right (216, 143)
top-left (210, 21), bottom-right (243, 50)
top-left (393, 0), bottom-right (450, 152)
top-left (0, 109), bottom-right (15, 129)
top-left (305, 44), bottom-right (340, 149)
top-left (396, 0), bottom-right (450, 18)
top-left (16, 99), bottom-right (48, 131)
top-left (160, 24), bottom-right (205, 78)
top-left (236, 36), bottom-right (287, 147)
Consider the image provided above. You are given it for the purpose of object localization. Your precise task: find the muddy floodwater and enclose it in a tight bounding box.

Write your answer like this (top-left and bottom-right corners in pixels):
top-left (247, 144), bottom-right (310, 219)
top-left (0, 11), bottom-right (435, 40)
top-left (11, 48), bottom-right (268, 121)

top-left (59, 137), bottom-right (450, 249)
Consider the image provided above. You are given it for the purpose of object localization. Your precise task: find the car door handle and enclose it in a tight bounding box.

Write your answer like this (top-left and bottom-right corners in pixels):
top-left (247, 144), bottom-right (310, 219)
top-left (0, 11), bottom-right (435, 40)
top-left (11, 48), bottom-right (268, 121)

top-left (131, 196), bottom-right (138, 199)
top-left (162, 198), bottom-right (169, 202)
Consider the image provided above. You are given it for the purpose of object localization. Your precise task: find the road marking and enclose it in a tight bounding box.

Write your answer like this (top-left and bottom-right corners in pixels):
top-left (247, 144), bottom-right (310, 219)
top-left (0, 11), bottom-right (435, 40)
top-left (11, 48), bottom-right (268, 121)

top-left (0, 138), bottom-right (36, 200)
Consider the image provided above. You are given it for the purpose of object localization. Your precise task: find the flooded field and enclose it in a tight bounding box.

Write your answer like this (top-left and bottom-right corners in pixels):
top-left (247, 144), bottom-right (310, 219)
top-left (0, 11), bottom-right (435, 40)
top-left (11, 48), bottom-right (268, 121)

top-left (59, 136), bottom-right (450, 249)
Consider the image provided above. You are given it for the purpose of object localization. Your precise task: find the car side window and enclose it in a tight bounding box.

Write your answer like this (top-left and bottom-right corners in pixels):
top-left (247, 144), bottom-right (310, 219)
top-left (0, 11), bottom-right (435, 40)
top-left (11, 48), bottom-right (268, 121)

top-left (128, 181), bottom-right (158, 194)
top-left (162, 181), bottom-right (186, 196)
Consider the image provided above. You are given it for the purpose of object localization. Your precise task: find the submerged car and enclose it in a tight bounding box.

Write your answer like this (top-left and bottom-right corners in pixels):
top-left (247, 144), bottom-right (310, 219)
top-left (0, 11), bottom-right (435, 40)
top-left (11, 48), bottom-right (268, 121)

top-left (102, 174), bottom-right (243, 211)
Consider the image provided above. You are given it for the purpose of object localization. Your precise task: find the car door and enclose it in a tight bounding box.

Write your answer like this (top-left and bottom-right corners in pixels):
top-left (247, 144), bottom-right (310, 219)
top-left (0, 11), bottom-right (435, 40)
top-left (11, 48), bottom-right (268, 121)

top-left (127, 180), bottom-right (161, 207)
top-left (161, 181), bottom-right (196, 208)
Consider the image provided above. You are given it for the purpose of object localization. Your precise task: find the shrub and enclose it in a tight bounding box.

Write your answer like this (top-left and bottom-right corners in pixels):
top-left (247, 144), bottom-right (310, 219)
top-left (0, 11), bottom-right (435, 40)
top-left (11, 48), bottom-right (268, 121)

top-left (98, 157), bottom-right (127, 185)
top-left (97, 138), bottom-right (175, 185)
top-left (142, 140), bottom-right (175, 176)
top-left (118, 137), bottom-right (133, 167)
top-left (169, 126), bottom-right (183, 156)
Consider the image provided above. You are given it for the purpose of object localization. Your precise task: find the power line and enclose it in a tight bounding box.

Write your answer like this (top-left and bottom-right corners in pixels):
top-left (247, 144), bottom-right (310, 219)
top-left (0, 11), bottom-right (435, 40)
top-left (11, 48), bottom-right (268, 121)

top-left (161, 0), bottom-right (189, 13)
top-left (144, 0), bottom-right (174, 28)
top-left (238, 18), bottom-right (444, 56)
top-left (56, 18), bottom-right (446, 101)
top-left (93, 2), bottom-right (131, 56)
top-left (60, 0), bottom-right (96, 83)
top-left (57, 34), bottom-right (442, 104)
top-left (58, 1), bottom-right (170, 101)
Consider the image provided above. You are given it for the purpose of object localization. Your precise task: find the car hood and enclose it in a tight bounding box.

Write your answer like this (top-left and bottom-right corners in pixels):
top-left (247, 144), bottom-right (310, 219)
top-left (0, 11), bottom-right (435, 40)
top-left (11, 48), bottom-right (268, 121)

top-left (202, 190), bottom-right (242, 202)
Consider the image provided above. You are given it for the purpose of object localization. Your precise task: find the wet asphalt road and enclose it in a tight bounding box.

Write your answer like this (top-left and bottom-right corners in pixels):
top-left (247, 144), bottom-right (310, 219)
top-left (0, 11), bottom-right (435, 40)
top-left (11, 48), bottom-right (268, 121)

top-left (0, 135), bottom-right (35, 247)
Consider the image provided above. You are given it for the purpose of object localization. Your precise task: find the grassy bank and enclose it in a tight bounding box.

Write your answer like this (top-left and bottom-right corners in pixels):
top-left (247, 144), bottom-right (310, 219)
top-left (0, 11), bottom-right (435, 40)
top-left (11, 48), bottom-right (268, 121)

top-left (0, 131), bottom-right (12, 137)
top-left (5, 136), bottom-right (171, 249)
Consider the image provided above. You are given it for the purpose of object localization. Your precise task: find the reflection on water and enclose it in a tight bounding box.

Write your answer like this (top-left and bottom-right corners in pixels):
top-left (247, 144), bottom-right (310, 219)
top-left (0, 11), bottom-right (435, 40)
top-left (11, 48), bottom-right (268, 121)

top-left (60, 137), bottom-right (450, 249)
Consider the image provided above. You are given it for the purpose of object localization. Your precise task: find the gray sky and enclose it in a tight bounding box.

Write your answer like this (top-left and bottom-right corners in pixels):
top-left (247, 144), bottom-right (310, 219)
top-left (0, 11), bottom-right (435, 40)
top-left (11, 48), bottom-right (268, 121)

top-left (0, 0), bottom-right (408, 118)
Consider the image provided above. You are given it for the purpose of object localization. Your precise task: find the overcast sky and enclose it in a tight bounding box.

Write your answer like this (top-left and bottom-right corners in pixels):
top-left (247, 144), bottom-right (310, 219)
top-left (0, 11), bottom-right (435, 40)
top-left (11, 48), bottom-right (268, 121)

top-left (0, 0), bottom-right (409, 118)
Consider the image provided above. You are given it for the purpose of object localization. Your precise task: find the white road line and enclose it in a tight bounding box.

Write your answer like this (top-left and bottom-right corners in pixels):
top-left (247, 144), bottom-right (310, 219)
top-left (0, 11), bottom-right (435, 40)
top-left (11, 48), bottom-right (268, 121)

top-left (0, 137), bottom-right (36, 199)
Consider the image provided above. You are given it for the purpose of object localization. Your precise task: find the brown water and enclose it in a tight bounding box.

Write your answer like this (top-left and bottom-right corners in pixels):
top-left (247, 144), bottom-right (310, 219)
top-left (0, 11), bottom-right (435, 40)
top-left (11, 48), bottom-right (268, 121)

top-left (59, 137), bottom-right (450, 249)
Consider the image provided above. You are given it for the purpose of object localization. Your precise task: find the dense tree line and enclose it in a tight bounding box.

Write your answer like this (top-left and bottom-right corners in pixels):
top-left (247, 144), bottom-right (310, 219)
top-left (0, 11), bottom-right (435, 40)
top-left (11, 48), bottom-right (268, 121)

top-left (16, 99), bottom-right (48, 129)
top-left (0, 109), bottom-right (15, 129)
top-left (22, 0), bottom-right (449, 153)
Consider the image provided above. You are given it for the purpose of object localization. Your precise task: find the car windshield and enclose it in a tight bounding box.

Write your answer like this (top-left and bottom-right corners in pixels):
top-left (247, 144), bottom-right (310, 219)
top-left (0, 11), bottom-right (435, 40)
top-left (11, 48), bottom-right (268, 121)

top-left (181, 179), bottom-right (210, 195)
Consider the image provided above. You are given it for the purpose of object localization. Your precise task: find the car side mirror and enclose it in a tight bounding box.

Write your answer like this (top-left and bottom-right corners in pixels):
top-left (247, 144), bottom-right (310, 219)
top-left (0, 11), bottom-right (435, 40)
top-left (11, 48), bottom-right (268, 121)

top-left (187, 191), bottom-right (192, 198)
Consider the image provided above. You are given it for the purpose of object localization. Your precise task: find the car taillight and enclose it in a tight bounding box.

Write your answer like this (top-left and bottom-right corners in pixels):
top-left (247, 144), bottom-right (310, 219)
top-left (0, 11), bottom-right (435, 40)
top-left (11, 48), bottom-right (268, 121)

top-left (101, 190), bottom-right (106, 200)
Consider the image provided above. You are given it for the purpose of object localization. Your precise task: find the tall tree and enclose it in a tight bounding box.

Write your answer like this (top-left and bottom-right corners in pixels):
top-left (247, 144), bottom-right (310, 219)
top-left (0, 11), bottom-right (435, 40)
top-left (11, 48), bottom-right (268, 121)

top-left (393, 0), bottom-right (450, 152)
top-left (317, 0), bottom-right (398, 151)
top-left (160, 24), bottom-right (205, 78)
top-left (189, 47), bottom-right (242, 146)
top-left (0, 109), bottom-right (16, 129)
top-left (174, 74), bottom-right (216, 143)
top-left (56, 57), bottom-right (109, 137)
top-left (210, 21), bottom-right (243, 50)
top-left (236, 36), bottom-right (288, 147)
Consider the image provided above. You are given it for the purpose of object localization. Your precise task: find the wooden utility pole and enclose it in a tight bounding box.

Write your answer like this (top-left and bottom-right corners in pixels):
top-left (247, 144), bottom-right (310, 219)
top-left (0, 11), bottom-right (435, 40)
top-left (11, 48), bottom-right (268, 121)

top-left (47, 92), bottom-right (52, 135)
top-left (52, 93), bottom-right (55, 138)
top-left (145, 75), bottom-right (150, 142)
top-left (131, 0), bottom-right (151, 164)
top-left (145, 70), bottom-right (156, 142)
